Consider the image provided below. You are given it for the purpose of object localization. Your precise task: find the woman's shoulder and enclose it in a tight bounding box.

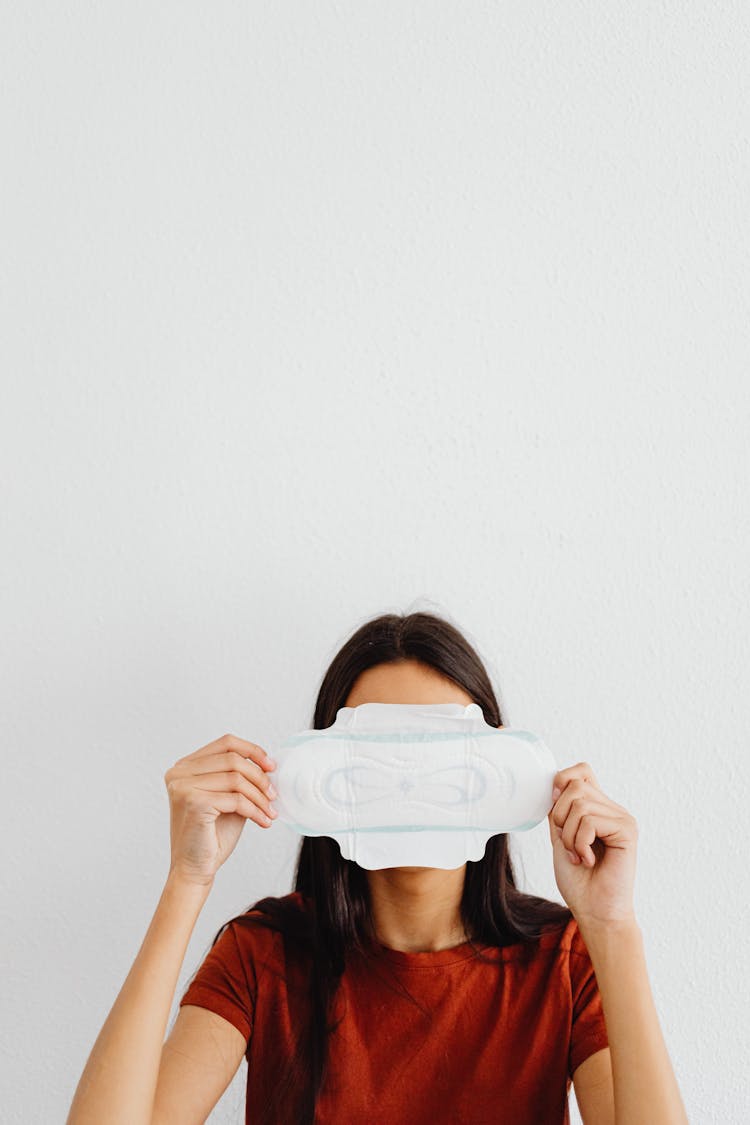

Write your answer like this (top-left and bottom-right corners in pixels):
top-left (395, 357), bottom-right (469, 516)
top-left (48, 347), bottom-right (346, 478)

top-left (535, 913), bottom-right (582, 948)
top-left (229, 891), bottom-right (310, 951)
top-left (488, 914), bottom-right (584, 968)
top-left (236, 889), bottom-right (309, 920)
top-left (518, 915), bottom-right (600, 992)
top-left (229, 892), bottom-right (319, 994)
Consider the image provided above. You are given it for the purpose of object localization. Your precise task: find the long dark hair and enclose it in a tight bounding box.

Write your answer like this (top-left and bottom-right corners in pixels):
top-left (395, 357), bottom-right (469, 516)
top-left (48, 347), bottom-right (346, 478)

top-left (195, 610), bottom-right (572, 1123)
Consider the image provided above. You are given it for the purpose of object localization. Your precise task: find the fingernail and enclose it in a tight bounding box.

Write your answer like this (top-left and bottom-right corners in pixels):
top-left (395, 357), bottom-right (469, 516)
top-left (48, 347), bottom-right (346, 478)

top-left (266, 757), bottom-right (277, 769)
top-left (566, 849), bottom-right (579, 864)
top-left (552, 787), bottom-right (561, 801)
top-left (268, 784), bottom-right (277, 798)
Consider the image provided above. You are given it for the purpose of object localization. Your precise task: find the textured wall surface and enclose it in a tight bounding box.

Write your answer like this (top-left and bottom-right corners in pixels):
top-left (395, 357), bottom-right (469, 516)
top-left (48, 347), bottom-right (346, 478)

top-left (2, 3), bottom-right (749, 1123)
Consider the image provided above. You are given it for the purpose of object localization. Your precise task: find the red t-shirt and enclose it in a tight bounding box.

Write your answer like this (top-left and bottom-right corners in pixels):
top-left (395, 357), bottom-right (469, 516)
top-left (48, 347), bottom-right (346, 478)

top-left (179, 890), bottom-right (609, 1124)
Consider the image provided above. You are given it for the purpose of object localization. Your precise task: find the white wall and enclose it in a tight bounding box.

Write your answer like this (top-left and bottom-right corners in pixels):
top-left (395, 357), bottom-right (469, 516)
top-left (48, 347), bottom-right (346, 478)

top-left (2, 3), bottom-right (748, 1122)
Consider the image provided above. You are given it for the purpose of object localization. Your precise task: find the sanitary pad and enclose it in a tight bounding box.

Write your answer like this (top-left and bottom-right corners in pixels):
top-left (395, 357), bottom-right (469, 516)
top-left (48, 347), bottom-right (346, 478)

top-left (270, 702), bottom-right (558, 870)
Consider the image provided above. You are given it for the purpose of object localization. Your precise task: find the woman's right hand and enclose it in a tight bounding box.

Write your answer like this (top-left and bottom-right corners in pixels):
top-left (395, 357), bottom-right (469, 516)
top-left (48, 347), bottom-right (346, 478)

top-left (164, 733), bottom-right (278, 886)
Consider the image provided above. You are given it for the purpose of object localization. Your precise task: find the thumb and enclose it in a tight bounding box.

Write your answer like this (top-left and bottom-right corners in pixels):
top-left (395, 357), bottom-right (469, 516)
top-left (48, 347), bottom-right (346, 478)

top-left (547, 786), bottom-right (562, 847)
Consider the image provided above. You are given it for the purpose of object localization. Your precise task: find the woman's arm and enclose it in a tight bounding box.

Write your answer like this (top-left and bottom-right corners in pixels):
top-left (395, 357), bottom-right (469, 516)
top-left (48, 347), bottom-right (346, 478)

top-left (66, 872), bottom-right (213, 1125)
top-left (548, 762), bottom-right (689, 1124)
top-left (578, 918), bottom-right (689, 1125)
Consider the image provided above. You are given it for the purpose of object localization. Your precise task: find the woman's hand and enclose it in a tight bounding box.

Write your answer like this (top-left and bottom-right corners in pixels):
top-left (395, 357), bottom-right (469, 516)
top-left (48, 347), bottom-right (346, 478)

top-left (547, 761), bottom-right (638, 929)
top-left (164, 733), bottom-right (278, 886)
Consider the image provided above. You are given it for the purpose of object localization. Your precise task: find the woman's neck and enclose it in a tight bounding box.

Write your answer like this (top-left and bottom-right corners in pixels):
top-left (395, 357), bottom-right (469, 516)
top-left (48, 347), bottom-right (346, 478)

top-left (365, 863), bottom-right (469, 952)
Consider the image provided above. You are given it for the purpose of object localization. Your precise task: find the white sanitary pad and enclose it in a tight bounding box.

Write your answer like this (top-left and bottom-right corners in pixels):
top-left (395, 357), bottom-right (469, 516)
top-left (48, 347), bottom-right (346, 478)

top-left (270, 701), bottom-right (558, 870)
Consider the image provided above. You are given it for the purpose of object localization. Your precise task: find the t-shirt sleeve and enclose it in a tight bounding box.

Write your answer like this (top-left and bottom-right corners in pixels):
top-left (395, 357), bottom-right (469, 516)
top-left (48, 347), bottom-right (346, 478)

top-left (178, 921), bottom-right (254, 1045)
top-left (568, 924), bottom-right (610, 1079)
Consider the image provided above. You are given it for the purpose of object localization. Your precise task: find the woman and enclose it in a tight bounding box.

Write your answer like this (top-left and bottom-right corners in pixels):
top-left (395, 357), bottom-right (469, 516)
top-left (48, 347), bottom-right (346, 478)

top-left (67, 611), bottom-right (688, 1124)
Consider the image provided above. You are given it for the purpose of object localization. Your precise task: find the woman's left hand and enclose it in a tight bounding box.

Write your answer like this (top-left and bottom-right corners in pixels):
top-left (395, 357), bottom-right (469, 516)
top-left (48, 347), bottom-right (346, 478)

top-left (547, 762), bottom-right (639, 928)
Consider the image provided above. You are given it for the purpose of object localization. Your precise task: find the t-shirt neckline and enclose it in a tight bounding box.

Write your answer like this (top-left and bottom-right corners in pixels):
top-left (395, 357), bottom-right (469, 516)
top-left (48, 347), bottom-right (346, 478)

top-left (371, 938), bottom-right (490, 967)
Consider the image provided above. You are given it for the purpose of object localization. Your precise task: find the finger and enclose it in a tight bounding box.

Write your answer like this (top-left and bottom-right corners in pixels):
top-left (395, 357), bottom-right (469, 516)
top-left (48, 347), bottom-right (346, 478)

top-left (561, 806), bottom-right (629, 865)
top-left (552, 793), bottom-right (617, 837)
top-left (180, 734), bottom-right (276, 770)
top-left (191, 771), bottom-right (278, 822)
top-left (170, 750), bottom-right (276, 799)
top-left (550, 778), bottom-right (611, 824)
top-left (573, 816), bottom-right (601, 866)
top-left (552, 761), bottom-right (601, 796)
top-left (548, 795), bottom-right (607, 858)
top-left (550, 778), bottom-right (612, 828)
top-left (203, 789), bottom-right (276, 828)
